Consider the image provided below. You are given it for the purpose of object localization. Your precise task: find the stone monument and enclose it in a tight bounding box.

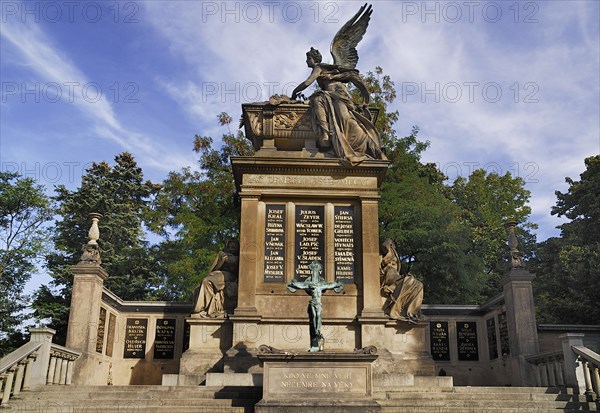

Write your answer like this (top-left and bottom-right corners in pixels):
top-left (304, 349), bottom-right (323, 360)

top-left (180, 3), bottom-right (435, 393)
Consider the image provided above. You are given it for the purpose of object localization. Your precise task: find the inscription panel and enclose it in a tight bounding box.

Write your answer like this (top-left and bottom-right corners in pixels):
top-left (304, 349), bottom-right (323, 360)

top-left (266, 365), bottom-right (368, 398)
top-left (243, 174), bottom-right (377, 189)
top-left (123, 318), bottom-right (147, 359)
top-left (498, 311), bottom-right (510, 356)
top-left (457, 321), bottom-right (479, 361)
top-left (430, 322), bottom-right (450, 361)
top-left (153, 319), bottom-right (176, 359)
top-left (95, 307), bottom-right (107, 353)
top-left (105, 313), bottom-right (116, 357)
top-left (487, 317), bottom-right (498, 360)
top-left (264, 204), bottom-right (286, 282)
top-left (333, 206), bottom-right (356, 283)
top-left (294, 205), bottom-right (325, 280)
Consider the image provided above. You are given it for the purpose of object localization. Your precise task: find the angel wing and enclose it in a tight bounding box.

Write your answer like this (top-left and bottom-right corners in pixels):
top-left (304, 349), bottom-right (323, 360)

top-left (330, 3), bottom-right (372, 69)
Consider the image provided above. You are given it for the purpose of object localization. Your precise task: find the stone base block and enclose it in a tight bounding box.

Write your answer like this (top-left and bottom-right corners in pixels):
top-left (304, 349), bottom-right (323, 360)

top-left (414, 375), bottom-right (453, 387)
top-left (161, 373), bottom-right (204, 386)
top-left (256, 351), bottom-right (381, 413)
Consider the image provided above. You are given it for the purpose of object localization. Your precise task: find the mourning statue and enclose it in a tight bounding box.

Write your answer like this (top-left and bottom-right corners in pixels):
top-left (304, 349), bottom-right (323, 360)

top-left (380, 239), bottom-right (423, 324)
top-left (287, 261), bottom-right (344, 352)
top-left (192, 240), bottom-right (240, 318)
top-left (290, 4), bottom-right (385, 166)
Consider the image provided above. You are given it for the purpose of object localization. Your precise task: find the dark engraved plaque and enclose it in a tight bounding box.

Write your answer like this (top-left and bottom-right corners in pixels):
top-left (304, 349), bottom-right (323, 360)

top-left (498, 311), bottom-right (510, 356)
top-left (105, 313), bottom-right (116, 357)
top-left (264, 204), bottom-right (286, 282)
top-left (457, 321), bottom-right (479, 361)
top-left (95, 307), bottom-right (107, 353)
top-left (486, 317), bottom-right (498, 360)
top-left (294, 205), bottom-right (325, 280)
top-left (182, 321), bottom-right (190, 352)
top-left (154, 319), bottom-right (176, 359)
top-left (430, 321), bottom-right (450, 361)
top-left (123, 318), bottom-right (147, 359)
top-left (333, 206), bottom-right (355, 283)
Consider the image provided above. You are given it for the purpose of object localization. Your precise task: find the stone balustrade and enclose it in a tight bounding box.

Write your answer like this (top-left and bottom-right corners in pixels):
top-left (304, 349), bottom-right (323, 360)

top-left (0, 328), bottom-right (80, 407)
top-left (46, 344), bottom-right (80, 386)
top-left (526, 350), bottom-right (565, 387)
top-left (572, 345), bottom-right (600, 400)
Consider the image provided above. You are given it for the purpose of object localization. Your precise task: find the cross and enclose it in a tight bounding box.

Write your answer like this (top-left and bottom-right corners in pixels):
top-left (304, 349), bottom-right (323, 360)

top-left (287, 261), bottom-right (344, 352)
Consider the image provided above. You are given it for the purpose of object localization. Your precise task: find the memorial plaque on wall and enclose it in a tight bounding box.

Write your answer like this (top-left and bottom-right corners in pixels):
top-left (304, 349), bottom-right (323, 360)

top-left (498, 311), bottom-right (510, 356)
top-left (333, 206), bottom-right (355, 283)
top-left (486, 317), bottom-right (498, 360)
top-left (154, 319), bottom-right (176, 359)
top-left (105, 313), bottom-right (116, 357)
top-left (264, 204), bottom-right (286, 282)
top-left (430, 322), bottom-right (450, 361)
top-left (294, 205), bottom-right (325, 279)
top-left (182, 321), bottom-right (190, 352)
top-left (95, 307), bottom-right (107, 353)
top-left (457, 321), bottom-right (479, 361)
top-left (123, 318), bottom-right (147, 359)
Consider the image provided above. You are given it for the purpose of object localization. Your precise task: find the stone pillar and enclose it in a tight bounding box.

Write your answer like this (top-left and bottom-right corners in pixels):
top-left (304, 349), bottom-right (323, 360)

top-left (28, 327), bottom-right (55, 387)
top-left (560, 333), bottom-right (586, 394)
top-left (12, 363), bottom-right (24, 396)
top-left (359, 198), bottom-right (384, 318)
top-left (234, 195), bottom-right (260, 318)
top-left (66, 265), bottom-right (108, 353)
top-left (501, 267), bottom-right (539, 386)
top-left (21, 358), bottom-right (34, 391)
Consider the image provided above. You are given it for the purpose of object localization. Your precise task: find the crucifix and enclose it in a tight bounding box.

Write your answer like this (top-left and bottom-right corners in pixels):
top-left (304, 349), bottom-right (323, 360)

top-left (287, 261), bottom-right (344, 352)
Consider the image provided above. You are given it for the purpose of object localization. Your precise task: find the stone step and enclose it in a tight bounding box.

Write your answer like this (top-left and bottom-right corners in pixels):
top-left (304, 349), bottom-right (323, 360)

top-left (381, 391), bottom-right (587, 402)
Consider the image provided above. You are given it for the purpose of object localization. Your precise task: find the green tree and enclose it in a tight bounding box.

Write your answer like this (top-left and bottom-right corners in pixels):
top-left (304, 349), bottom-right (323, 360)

top-left (379, 128), bottom-right (487, 304)
top-left (147, 114), bottom-right (254, 301)
top-left (0, 172), bottom-right (52, 355)
top-left (32, 153), bottom-right (160, 343)
top-left (448, 170), bottom-right (537, 297)
top-left (532, 155), bottom-right (600, 324)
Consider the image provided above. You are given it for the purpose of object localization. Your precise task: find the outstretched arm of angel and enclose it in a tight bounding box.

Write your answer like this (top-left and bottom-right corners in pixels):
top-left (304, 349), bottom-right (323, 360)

top-left (291, 66), bottom-right (322, 100)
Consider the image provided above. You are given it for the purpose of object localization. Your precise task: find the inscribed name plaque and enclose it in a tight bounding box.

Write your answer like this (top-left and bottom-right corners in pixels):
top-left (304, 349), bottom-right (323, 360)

top-left (333, 206), bottom-right (356, 282)
top-left (153, 319), bottom-right (176, 359)
top-left (182, 321), bottom-right (190, 353)
top-left (430, 322), bottom-right (450, 361)
top-left (457, 321), bottom-right (479, 361)
top-left (123, 318), bottom-right (147, 359)
top-left (264, 204), bottom-right (286, 282)
top-left (498, 311), bottom-right (510, 356)
top-left (294, 205), bottom-right (325, 280)
top-left (95, 307), bottom-right (107, 353)
top-left (486, 317), bottom-right (498, 360)
top-left (105, 313), bottom-right (116, 357)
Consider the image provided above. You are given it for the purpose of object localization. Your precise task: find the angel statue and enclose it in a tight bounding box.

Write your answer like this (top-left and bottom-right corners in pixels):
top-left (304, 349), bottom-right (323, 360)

top-left (290, 4), bottom-right (385, 166)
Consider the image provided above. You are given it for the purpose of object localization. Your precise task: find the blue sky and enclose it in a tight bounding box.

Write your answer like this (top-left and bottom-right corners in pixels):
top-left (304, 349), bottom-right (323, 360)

top-left (1, 1), bottom-right (599, 250)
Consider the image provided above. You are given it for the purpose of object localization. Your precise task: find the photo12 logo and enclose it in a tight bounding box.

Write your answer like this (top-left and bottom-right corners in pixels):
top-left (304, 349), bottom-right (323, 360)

top-left (1, 1), bottom-right (140, 24)
top-left (1, 81), bottom-right (139, 104)
top-left (198, 1), bottom-right (340, 24)
top-left (400, 1), bottom-right (540, 24)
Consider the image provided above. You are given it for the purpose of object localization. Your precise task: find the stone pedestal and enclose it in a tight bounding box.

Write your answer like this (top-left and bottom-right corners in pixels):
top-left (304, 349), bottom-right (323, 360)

top-left (501, 267), bottom-right (539, 386)
top-left (255, 352), bottom-right (381, 413)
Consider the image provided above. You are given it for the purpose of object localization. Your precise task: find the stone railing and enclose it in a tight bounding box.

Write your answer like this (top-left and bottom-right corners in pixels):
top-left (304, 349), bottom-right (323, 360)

top-left (526, 350), bottom-right (566, 387)
top-left (0, 341), bottom-right (41, 405)
top-left (572, 345), bottom-right (600, 400)
top-left (46, 344), bottom-right (80, 386)
top-left (528, 332), bottom-right (600, 402)
top-left (0, 328), bottom-right (80, 406)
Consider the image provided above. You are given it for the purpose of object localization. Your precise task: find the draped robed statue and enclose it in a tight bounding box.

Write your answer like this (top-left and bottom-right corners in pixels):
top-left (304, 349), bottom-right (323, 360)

top-left (290, 4), bottom-right (386, 166)
top-left (380, 239), bottom-right (423, 324)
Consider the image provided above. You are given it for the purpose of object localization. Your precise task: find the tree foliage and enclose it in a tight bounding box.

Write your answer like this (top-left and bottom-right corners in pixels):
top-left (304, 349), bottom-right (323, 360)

top-left (0, 172), bottom-right (52, 355)
top-left (531, 155), bottom-right (600, 324)
top-left (146, 114), bottom-right (254, 301)
top-left (32, 153), bottom-right (159, 343)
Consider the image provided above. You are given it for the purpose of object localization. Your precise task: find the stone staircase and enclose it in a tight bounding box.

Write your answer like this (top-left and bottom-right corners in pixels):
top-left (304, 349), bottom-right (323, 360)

top-left (2, 385), bottom-right (597, 413)
top-left (377, 386), bottom-right (599, 412)
top-left (1, 385), bottom-right (262, 413)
